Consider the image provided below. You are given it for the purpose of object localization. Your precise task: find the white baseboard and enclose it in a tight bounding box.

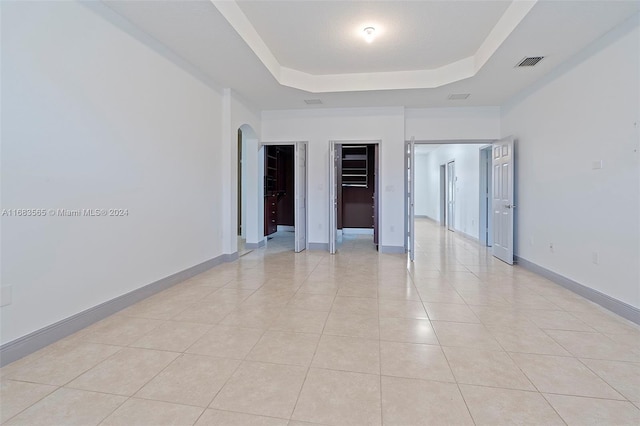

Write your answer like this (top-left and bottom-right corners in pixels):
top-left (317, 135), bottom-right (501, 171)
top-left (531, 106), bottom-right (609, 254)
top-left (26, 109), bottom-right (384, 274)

top-left (0, 253), bottom-right (237, 367)
top-left (516, 256), bottom-right (640, 325)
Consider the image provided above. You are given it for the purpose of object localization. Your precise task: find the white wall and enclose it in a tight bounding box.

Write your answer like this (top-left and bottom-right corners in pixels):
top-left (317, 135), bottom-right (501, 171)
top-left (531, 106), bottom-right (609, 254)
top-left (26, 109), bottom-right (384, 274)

top-left (502, 15), bottom-right (640, 308)
top-left (261, 108), bottom-right (405, 249)
top-left (1, 2), bottom-right (226, 344)
top-left (414, 144), bottom-right (486, 238)
top-left (405, 107), bottom-right (500, 141)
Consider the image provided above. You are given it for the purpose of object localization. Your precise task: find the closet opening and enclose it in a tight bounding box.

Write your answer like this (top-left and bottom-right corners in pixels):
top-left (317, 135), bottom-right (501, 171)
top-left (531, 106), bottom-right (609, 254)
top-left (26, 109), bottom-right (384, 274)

top-left (330, 142), bottom-right (379, 253)
top-left (263, 143), bottom-right (308, 253)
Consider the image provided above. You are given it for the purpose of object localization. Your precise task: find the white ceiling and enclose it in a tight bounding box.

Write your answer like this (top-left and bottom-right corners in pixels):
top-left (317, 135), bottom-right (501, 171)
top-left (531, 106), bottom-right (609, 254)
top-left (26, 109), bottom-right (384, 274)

top-left (236, 1), bottom-right (511, 75)
top-left (100, 0), bottom-right (639, 110)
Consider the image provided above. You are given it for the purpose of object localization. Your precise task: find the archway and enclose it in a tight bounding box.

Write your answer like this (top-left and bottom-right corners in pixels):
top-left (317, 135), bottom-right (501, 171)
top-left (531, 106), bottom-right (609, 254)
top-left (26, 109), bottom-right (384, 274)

top-left (237, 124), bottom-right (260, 253)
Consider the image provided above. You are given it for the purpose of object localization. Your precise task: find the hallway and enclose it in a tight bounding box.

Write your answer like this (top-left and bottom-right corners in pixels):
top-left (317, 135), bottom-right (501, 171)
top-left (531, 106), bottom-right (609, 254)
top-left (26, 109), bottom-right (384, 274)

top-left (1, 219), bottom-right (639, 425)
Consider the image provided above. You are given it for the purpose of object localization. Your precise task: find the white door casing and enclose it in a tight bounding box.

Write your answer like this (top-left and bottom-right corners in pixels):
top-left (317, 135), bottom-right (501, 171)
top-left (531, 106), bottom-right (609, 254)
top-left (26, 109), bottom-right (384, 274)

top-left (447, 161), bottom-right (456, 232)
top-left (492, 136), bottom-right (515, 265)
top-left (440, 164), bottom-right (446, 226)
top-left (329, 141), bottom-right (338, 254)
top-left (294, 142), bottom-right (307, 253)
top-left (406, 138), bottom-right (415, 261)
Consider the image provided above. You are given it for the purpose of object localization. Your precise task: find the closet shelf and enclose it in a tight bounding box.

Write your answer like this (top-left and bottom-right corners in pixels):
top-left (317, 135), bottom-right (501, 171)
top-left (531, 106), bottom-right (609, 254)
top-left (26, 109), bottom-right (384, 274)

top-left (341, 145), bottom-right (368, 187)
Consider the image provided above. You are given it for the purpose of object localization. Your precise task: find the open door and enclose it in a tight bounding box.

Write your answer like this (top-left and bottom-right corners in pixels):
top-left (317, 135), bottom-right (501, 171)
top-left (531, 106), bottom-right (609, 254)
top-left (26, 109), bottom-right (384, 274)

top-left (447, 161), bottom-right (456, 231)
top-left (329, 142), bottom-right (340, 254)
top-left (406, 138), bottom-right (415, 261)
top-left (373, 144), bottom-right (379, 248)
top-left (440, 164), bottom-right (446, 226)
top-left (492, 136), bottom-right (515, 264)
top-left (237, 129), bottom-right (243, 237)
top-left (479, 146), bottom-right (493, 247)
top-left (294, 142), bottom-right (307, 252)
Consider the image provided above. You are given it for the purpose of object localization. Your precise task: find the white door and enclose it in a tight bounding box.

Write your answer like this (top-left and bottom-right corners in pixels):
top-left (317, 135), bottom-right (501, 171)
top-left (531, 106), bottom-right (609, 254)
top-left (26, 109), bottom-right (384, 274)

top-left (329, 142), bottom-right (338, 254)
top-left (440, 165), bottom-right (446, 227)
top-left (447, 161), bottom-right (456, 231)
top-left (294, 142), bottom-right (307, 253)
top-left (406, 138), bottom-right (415, 261)
top-left (492, 136), bottom-right (515, 264)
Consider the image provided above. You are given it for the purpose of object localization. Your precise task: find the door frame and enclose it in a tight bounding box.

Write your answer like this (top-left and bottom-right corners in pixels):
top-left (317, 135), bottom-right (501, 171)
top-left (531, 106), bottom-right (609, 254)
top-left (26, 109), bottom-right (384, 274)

top-left (479, 145), bottom-right (493, 247)
top-left (237, 125), bottom-right (261, 251)
top-left (405, 138), bottom-right (415, 261)
top-left (237, 129), bottom-right (243, 237)
top-left (259, 141), bottom-right (309, 252)
top-left (329, 139), bottom-right (381, 254)
top-left (439, 164), bottom-right (446, 226)
top-left (446, 159), bottom-right (456, 232)
top-left (294, 142), bottom-right (308, 253)
top-left (404, 139), bottom-right (496, 257)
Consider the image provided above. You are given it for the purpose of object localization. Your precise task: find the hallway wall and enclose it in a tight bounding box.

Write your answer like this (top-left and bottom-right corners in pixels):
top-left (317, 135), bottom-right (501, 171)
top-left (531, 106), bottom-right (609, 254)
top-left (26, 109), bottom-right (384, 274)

top-left (414, 144), bottom-right (486, 239)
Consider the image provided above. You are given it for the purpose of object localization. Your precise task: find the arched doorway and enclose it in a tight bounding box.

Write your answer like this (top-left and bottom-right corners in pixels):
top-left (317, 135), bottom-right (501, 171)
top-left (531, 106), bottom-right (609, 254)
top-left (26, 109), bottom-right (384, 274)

top-left (237, 124), bottom-right (259, 254)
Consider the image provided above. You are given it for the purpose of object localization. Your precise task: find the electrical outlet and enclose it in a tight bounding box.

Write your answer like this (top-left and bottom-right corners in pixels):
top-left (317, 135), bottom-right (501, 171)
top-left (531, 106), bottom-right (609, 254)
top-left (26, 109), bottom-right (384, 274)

top-left (549, 243), bottom-right (554, 252)
top-left (390, 225), bottom-right (395, 232)
top-left (529, 237), bottom-right (534, 246)
top-left (592, 251), bottom-right (599, 264)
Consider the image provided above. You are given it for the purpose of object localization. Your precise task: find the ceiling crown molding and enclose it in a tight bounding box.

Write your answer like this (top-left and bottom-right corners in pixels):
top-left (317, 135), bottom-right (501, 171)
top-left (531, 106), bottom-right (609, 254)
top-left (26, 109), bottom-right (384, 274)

top-left (211, 0), bottom-right (537, 93)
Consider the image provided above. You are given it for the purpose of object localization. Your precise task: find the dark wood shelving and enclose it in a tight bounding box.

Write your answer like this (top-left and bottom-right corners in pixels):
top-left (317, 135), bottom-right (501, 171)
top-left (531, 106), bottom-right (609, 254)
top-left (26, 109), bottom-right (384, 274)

top-left (342, 145), bottom-right (368, 187)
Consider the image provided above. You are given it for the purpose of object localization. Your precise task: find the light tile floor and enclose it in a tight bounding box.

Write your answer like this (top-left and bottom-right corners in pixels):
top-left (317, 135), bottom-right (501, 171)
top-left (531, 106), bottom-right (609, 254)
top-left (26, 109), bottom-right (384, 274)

top-left (2, 219), bottom-right (640, 425)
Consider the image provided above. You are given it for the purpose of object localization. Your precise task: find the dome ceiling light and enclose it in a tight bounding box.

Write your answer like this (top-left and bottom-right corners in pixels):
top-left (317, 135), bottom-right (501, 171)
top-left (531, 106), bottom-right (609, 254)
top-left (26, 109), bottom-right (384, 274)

top-left (363, 26), bottom-right (376, 43)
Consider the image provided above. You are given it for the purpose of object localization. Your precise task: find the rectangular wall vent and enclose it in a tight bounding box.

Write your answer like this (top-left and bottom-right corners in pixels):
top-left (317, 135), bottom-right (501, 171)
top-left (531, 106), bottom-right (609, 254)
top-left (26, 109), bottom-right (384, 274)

top-left (516, 56), bottom-right (544, 67)
top-left (304, 99), bottom-right (323, 105)
top-left (448, 93), bottom-right (470, 100)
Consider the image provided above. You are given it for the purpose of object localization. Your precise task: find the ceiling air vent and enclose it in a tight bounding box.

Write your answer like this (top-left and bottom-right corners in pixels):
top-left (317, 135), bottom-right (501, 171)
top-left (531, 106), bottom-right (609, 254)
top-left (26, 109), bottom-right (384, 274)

top-left (448, 93), bottom-right (470, 100)
top-left (516, 56), bottom-right (544, 67)
top-left (304, 99), bottom-right (322, 105)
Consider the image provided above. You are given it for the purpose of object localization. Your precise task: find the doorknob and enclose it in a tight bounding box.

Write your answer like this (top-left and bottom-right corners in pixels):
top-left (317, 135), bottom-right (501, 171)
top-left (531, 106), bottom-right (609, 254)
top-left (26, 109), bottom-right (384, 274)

top-left (505, 204), bottom-right (516, 209)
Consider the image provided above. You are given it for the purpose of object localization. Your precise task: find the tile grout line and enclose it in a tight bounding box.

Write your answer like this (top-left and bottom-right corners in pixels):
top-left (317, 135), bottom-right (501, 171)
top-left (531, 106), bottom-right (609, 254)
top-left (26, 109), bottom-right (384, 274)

top-left (287, 274), bottom-right (336, 423)
top-left (412, 264), bottom-right (477, 426)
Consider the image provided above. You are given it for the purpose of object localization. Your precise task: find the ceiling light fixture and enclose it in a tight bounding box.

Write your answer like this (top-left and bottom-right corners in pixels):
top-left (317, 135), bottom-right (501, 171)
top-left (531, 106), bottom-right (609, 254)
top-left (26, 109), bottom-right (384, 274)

top-left (363, 26), bottom-right (376, 43)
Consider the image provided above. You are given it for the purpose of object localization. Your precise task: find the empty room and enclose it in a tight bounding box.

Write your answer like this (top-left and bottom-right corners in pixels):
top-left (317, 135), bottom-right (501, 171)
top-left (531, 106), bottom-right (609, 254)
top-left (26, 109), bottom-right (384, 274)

top-left (1, 1), bottom-right (639, 425)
